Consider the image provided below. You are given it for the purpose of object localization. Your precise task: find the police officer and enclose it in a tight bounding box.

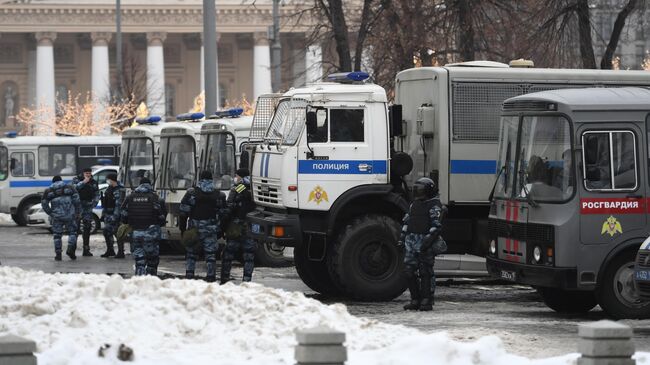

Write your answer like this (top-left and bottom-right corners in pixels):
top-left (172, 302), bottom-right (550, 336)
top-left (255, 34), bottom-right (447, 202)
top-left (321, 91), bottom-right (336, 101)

top-left (101, 173), bottom-right (126, 258)
top-left (76, 167), bottom-right (99, 256)
top-left (179, 170), bottom-right (227, 282)
top-left (42, 176), bottom-right (81, 260)
top-left (399, 177), bottom-right (445, 311)
top-left (220, 168), bottom-right (256, 284)
top-left (120, 177), bottom-right (167, 276)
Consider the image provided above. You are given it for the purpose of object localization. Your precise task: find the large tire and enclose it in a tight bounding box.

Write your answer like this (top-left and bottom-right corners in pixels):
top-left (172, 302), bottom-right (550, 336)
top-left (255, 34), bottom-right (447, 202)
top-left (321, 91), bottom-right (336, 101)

top-left (255, 242), bottom-right (292, 267)
top-left (537, 287), bottom-right (597, 313)
top-left (327, 214), bottom-right (405, 301)
top-left (294, 242), bottom-right (340, 296)
top-left (15, 197), bottom-right (41, 226)
top-left (597, 250), bottom-right (650, 319)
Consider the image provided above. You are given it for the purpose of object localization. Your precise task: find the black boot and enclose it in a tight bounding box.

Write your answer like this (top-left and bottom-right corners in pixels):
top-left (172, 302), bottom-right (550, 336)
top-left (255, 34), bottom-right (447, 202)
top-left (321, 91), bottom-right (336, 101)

top-left (419, 266), bottom-right (433, 311)
top-left (403, 276), bottom-right (421, 310)
top-left (66, 246), bottom-right (76, 260)
top-left (55, 252), bottom-right (62, 261)
top-left (186, 271), bottom-right (195, 279)
top-left (82, 229), bottom-right (92, 256)
top-left (100, 248), bottom-right (115, 258)
top-left (115, 242), bottom-right (125, 258)
top-left (205, 275), bottom-right (216, 283)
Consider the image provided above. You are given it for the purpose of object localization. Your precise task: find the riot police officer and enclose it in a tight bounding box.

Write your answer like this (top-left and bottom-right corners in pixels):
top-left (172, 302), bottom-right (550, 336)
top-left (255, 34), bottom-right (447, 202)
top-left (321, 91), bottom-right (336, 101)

top-left (179, 170), bottom-right (227, 282)
top-left (220, 168), bottom-right (256, 284)
top-left (120, 177), bottom-right (167, 276)
top-left (101, 173), bottom-right (126, 258)
top-left (42, 176), bottom-right (81, 260)
top-left (399, 177), bottom-right (446, 311)
top-left (76, 167), bottom-right (99, 256)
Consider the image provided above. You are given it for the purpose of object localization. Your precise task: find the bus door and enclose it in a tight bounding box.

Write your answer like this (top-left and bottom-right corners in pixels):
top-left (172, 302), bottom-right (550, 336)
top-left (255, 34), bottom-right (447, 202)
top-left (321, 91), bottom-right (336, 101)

top-left (579, 126), bottom-right (646, 245)
top-left (9, 149), bottom-right (37, 197)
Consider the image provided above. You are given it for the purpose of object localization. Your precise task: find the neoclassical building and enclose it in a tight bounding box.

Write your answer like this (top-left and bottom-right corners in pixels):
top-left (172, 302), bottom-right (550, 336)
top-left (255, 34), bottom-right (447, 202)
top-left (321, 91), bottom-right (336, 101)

top-left (0, 0), bottom-right (324, 134)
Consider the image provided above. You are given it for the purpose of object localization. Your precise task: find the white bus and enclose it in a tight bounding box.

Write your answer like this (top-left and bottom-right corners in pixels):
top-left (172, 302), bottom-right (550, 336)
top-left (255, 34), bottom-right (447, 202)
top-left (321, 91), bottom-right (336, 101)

top-left (0, 134), bottom-right (121, 225)
top-left (118, 116), bottom-right (164, 190)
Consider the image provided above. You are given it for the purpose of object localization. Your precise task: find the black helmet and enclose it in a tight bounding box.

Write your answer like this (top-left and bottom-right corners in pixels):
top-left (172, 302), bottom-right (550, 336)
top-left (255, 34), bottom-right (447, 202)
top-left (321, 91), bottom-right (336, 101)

top-left (412, 177), bottom-right (437, 200)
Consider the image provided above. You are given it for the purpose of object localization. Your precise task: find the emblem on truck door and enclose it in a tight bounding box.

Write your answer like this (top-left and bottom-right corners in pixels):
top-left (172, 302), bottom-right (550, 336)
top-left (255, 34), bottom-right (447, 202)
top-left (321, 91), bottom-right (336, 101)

top-left (601, 216), bottom-right (623, 237)
top-left (308, 186), bottom-right (329, 204)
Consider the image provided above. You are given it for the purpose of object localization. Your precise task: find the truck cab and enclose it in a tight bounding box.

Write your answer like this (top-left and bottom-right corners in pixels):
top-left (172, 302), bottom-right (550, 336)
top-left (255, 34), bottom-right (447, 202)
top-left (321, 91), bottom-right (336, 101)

top-left (118, 116), bottom-right (163, 192)
top-left (487, 87), bottom-right (650, 319)
top-left (248, 72), bottom-right (410, 300)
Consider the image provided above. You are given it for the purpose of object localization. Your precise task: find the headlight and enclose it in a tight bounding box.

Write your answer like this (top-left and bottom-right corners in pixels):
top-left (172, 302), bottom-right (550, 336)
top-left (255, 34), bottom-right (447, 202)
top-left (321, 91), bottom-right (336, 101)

top-left (533, 246), bottom-right (542, 263)
top-left (489, 240), bottom-right (496, 255)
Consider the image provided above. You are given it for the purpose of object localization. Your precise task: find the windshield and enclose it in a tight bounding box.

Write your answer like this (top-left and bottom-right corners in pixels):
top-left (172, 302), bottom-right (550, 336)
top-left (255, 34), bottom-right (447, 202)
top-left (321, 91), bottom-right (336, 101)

top-left (162, 136), bottom-right (196, 190)
top-left (0, 146), bottom-right (7, 181)
top-left (264, 98), bottom-right (308, 145)
top-left (123, 138), bottom-right (155, 188)
top-left (494, 116), bottom-right (518, 199)
top-left (516, 115), bottom-right (573, 202)
top-left (201, 133), bottom-right (236, 190)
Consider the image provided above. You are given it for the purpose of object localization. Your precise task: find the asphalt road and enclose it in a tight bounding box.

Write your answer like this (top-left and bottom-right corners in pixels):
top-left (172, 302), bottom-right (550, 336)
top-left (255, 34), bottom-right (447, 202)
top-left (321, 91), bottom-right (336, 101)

top-left (2, 221), bottom-right (650, 358)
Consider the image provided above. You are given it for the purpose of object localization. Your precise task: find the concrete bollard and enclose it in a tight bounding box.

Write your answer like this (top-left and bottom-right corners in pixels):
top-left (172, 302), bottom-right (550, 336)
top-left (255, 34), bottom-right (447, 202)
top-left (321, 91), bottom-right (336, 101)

top-left (577, 320), bottom-right (635, 365)
top-left (0, 335), bottom-right (37, 365)
top-left (295, 326), bottom-right (347, 365)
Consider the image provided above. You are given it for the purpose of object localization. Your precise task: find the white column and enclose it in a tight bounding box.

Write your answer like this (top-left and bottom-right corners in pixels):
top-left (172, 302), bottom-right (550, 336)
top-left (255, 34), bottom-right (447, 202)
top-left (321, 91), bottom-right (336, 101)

top-left (35, 31), bottom-right (56, 135)
top-left (253, 32), bottom-right (272, 100)
top-left (305, 44), bottom-right (323, 85)
top-left (27, 45), bottom-right (37, 107)
top-left (146, 32), bottom-right (166, 117)
top-left (91, 32), bottom-right (112, 127)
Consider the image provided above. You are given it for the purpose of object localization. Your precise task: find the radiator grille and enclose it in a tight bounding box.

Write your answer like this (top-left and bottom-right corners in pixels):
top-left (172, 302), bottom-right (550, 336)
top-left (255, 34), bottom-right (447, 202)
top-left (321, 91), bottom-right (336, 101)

top-left (488, 218), bottom-right (554, 243)
top-left (253, 176), bottom-right (282, 207)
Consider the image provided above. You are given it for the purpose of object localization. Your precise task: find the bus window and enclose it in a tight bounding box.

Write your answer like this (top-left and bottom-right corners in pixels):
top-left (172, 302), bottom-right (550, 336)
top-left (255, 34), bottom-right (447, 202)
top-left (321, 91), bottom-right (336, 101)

top-left (10, 152), bottom-right (35, 177)
top-left (0, 146), bottom-right (8, 180)
top-left (583, 131), bottom-right (637, 191)
top-left (39, 146), bottom-right (76, 176)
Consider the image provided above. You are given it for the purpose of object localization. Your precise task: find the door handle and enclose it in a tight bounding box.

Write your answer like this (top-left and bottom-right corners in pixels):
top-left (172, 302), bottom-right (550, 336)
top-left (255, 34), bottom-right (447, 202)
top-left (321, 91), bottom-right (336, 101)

top-left (358, 163), bottom-right (372, 172)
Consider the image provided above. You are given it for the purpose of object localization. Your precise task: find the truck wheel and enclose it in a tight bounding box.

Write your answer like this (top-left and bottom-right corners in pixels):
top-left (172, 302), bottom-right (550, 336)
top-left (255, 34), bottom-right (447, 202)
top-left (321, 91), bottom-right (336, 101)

top-left (255, 242), bottom-right (292, 267)
top-left (597, 250), bottom-right (650, 319)
top-left (15, 197), bottom-right (41, 226)
top-left (327, 214), bottom-right (406, 301)
top-left (537, 287), bottom-right (597, 313)
top-left (294, 243), bottom-right (340, 296)
top-left (11, 214), bottom-right (20, 225)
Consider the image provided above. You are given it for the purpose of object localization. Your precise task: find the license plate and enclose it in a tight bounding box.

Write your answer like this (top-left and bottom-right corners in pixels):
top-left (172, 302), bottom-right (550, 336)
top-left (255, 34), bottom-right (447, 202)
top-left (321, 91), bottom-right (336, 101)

top-left (251, 223), bottom-right (261, 234)
top-left (635, 270), bottom-right (650, 281)
top-left (500, 270), bottom-right (516, 281)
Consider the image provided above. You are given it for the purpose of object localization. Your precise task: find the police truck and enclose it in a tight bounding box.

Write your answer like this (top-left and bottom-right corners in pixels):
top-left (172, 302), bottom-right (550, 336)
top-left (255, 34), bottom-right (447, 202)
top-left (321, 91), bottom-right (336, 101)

top-left (247, 63), bottom-right (650, 301)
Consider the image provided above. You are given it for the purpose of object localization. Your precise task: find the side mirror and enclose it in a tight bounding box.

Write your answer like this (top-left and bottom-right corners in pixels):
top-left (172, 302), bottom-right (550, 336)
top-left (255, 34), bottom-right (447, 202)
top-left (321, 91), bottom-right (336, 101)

top-left (306, 111), bottom-right (318, 136)
top-left (389, 104), bottom-right (403, 137)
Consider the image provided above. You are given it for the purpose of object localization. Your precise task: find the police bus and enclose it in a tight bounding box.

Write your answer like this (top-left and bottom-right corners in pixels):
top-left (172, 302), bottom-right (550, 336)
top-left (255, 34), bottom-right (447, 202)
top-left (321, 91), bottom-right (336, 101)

top-left (119, 116), bottom-right (164, 191)
top-left (486, 87), bottom-right (650, 319)
top-left (198, 108), bottom-right (288, 266)
top-left (0, 134), bottom-right (121, 226)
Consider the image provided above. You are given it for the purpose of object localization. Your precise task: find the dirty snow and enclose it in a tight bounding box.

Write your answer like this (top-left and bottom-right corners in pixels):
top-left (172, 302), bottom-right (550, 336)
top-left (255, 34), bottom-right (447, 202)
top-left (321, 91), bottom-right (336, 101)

top-left (0, 213), bottom-right (13, 225)
top-left (0, 266), bottom-right (637, 365)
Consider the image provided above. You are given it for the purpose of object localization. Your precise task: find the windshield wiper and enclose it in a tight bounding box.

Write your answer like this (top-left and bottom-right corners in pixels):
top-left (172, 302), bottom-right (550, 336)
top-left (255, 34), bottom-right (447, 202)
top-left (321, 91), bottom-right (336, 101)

top-left (518, 169), bottom-right (539, 208)
top-left (488, 165), bottom-right (506, 202)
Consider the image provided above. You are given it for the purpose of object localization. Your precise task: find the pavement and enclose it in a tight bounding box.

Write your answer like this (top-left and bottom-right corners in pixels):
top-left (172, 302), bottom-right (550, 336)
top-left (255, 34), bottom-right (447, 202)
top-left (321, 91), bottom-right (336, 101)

top-left (3, 221), bottom-right (650, 358)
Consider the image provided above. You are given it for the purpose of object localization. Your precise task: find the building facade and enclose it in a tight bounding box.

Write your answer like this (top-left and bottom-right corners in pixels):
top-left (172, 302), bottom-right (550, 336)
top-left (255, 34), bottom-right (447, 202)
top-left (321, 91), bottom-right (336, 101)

top-left (0, 0), bottom-right (323, 134)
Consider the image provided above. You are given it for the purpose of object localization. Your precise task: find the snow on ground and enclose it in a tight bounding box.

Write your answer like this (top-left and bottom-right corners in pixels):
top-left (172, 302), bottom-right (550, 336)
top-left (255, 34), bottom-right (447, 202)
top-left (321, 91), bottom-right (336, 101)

top-left (0, 266), bottom-right (616, 365)
top-left (0, 213), bottom-right (13, 225)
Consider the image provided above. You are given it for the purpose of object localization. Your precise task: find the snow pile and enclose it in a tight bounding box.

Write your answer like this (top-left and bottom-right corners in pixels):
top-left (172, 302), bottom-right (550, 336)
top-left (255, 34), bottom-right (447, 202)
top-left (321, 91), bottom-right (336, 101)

top-left (0, 267), bottom-right (581, 365)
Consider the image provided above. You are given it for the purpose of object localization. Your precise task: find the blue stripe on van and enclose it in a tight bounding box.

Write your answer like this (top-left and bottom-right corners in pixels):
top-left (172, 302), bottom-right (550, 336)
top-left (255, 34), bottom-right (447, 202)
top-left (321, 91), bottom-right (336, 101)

top-left (10, 180), bottom-right (58, 188)
top-left (450, 160), bottom-right (497, 175)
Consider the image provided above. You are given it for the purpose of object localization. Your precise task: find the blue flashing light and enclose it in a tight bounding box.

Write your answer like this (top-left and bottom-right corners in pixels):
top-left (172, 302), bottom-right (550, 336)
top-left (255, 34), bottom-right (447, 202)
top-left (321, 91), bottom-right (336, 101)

top-left (209, 107), bottom-right (244, 119)
top-left (4, 131), bottom-right (17, 138)
top-left (97, 158), bottom-right (113, 166)
top-left (327, 71), bottom-right (370, 83)
top-left (176, 112), bottom-right (205, 122)
top-left (136, 115), bottom-right (162, 124)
